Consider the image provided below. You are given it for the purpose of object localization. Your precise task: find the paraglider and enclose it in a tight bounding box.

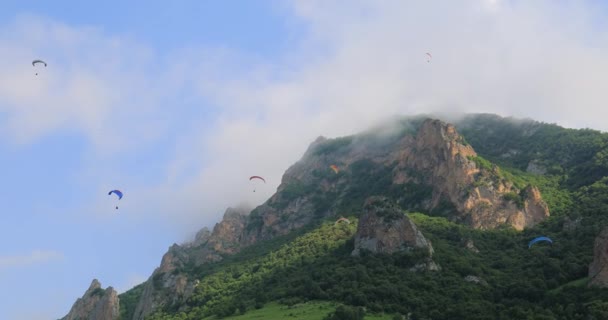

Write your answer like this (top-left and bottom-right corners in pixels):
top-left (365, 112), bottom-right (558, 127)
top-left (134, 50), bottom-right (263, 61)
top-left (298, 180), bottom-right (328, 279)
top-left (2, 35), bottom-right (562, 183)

top-left (426, 52), bottom-right (432, 63)
top-left (108, 190), bottom-right (123, 210)
top-left (32, 59), bottom-right (47, 76)
top-left (249, 176), bottom-right (266, 183)
top-left (249, 176), bottom-right (265, 192)
top-left (330, 165), bottom-right (339, 174)
top-left (528, 236), bottom-right (552, 248)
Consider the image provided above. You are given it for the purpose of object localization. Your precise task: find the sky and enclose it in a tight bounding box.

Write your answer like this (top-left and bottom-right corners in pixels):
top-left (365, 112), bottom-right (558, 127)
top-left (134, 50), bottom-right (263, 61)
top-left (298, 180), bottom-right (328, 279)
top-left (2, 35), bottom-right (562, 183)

top-left (0, 1), bottom-right (607, 319)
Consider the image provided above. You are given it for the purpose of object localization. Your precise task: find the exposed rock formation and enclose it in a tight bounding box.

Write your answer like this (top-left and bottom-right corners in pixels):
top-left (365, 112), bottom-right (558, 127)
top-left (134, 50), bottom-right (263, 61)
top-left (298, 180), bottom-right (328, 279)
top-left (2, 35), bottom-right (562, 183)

top-left (132, 207), bottom-right (248, 320)
top-left (61, 279), bottom-right (119, 320)
top-left (526, 160), bottom-right (547, 175)
top-left (352, 196), bottom-right (433, 257)
top-left (464, 275), bottom-right (488, 286)
top-left (391, 119), bottom-right (550, 230)
top-left (132, 244), bottom-right (195, 320)
top-left (464, 239), bottom-right (480, 253)
top-left (409, 260), bottom-right (441, 272)
top-left (198, 207), bottom-right (249, 262)
top-left (237, 118), bottom-right (550, 252)
top-left (588, 227), bottom-right (608, 288)
top-left (190, 227), bottom-right (211, 247)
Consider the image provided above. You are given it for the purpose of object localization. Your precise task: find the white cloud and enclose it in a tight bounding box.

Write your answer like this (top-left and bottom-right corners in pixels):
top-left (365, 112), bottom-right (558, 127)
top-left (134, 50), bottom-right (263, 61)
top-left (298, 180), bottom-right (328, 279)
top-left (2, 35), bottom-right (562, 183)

top-left (0, 15), bottom-right (163, 152)
top-left (151, 0), bottom-right (608, 235)
top-left (0, 250), bottom-right (63, 269)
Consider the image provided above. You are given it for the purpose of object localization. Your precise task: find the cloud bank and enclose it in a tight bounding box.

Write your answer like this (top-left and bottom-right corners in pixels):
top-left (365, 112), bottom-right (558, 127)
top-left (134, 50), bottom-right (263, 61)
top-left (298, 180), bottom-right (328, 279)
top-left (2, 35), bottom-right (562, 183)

top-left (2, 1), bottom-right (608, 238)
top-left (0, 250), bottom-right (63, 269)
top-left (167, 0), bottom-right (608, 233)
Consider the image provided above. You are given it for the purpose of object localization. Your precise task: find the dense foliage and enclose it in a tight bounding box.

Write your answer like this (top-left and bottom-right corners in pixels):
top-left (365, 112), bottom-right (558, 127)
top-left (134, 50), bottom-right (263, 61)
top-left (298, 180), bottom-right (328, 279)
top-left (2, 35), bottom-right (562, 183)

top-left (119, 114), bottom-right (608, 320)
top-left (456, 114), bottom-right (608, 189)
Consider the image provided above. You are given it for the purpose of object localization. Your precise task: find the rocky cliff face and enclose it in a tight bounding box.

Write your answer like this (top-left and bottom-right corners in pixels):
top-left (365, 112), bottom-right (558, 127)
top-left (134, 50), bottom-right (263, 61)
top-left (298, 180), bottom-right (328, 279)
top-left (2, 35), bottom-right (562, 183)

top-left (390, 119), bottom-right (549, 230)
top-left (61, 279), bottom-right (119, 320)
top-left (132, 207), bottom-right (248, 320)
top-left (588, 226), bottom-right (608, 288)
top-left (352, 196), bottom-right (433, 257)
top-left (240, 118), bottom-right (549, 253)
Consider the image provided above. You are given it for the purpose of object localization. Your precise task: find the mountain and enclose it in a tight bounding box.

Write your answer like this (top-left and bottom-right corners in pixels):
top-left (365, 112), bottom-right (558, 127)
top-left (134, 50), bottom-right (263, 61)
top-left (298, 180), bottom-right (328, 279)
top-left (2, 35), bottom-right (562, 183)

top-left (61, 279), bottom-right (119, 320)
top-left (62, 114), bottom-right (608, 320)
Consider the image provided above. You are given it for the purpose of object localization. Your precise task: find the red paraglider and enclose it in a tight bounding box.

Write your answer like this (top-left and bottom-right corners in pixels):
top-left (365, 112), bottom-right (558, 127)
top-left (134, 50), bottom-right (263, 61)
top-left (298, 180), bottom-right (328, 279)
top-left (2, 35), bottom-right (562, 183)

top-left (249, 176), bottom-right (266, 192)
top-left (249, 176), bottom-right (266, 183)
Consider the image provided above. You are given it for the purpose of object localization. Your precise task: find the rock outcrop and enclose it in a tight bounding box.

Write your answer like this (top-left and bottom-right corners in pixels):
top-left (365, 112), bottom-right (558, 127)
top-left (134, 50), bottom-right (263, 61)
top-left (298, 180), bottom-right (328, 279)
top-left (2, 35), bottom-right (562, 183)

top-left (588, 227), bottom-right (608, 288)
top-left (61, 279), bottom-right (119, 320)
top-left (132, 207), bottom-right (248, 320)
top-left (409, 260), bottom-right (441, 272)
top-left (464, 239), bottom-right (480, 253)
top-left (526, 160), bottom-right (547, 175)
top-left (464, 275), bottom-right (488, 286)
top-left (391, 119), bottom-right (549, 230)
top-left (239, 118), bottom-right (550, 250)
top-left (131, 244), bottom-right (195, 320)
top-left (352, 196), bottom-right (433, 256)
top-left (190, 227), bottom-right (211, 247)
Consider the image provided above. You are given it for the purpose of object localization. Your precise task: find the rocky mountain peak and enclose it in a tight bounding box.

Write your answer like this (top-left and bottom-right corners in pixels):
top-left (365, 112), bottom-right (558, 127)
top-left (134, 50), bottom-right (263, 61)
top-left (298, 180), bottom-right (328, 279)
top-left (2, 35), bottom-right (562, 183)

top-left (87, 278), bottom-right (101, 292)
top-left (393, 118), bottom-right (549, 230)
top-left (302, 135), bottom-right (329, 157)
top-left (416, 119), bottom-right (468, 148)
top-left (192, 227), bottom-right (211, 247)
top-left (61, 279), bottom-right (119, 320)
top-left (131, 206), bottom-right (250, 320)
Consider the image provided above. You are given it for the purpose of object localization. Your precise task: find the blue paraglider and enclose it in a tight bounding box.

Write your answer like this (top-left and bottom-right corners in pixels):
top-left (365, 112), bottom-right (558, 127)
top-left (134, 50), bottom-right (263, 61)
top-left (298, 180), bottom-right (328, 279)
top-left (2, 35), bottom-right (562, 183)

top-left (528, 236), bottom-right (552, 248)
top-left (108, 190), bottom-right (123, 209)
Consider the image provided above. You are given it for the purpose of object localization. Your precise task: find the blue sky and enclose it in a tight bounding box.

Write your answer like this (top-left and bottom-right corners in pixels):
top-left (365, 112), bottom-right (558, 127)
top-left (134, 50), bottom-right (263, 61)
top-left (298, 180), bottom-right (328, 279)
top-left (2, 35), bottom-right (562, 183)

top-left (0, 1), bottom-right (607, 319)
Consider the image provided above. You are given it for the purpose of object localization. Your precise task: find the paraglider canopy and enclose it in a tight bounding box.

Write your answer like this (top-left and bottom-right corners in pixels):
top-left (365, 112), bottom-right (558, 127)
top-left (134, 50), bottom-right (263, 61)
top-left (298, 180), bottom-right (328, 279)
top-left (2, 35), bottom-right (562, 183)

top-left (32, 60), bottom-right (47, 67)
top-left (528, 236), bottom-right (552, 248)
top-left (426, 52), bottom-right (432, 63)
top-left (32, 59), bottom-right (47, 76)
top-left (108, 190), bottom-right (123, 199)
top-left (108, 190), bottom-right (123, 210)
top-left (249, 176), bottom-right (266, 183)
top-left (249, 176), bottom-right (265, 192)
top-left (330, 165), bottom-right (339, 174)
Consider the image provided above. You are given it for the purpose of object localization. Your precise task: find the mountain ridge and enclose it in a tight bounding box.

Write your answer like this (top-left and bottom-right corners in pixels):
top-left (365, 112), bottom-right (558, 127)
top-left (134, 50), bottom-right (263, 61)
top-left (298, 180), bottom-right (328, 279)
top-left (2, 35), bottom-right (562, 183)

top-left (61, 113), bottom-right (608, 320)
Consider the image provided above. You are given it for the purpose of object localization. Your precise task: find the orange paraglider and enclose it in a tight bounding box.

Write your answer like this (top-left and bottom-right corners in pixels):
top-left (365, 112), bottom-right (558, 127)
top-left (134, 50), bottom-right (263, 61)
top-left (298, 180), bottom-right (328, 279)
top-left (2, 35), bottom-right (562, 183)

top-left (330, 165), bottom-right (339, 174)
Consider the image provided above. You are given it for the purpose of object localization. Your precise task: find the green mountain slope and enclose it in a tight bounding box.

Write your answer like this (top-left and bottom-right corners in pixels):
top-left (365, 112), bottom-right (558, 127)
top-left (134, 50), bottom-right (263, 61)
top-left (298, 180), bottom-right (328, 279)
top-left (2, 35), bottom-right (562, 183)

top-left (118, 114), bottom-right (608, 320)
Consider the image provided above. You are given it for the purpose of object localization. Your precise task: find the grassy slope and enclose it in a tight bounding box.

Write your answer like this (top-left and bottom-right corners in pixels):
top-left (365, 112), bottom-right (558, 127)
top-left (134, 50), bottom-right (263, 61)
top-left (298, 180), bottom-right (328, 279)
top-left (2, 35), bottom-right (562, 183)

top-left (201, 301), bottom-right (394, 320)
